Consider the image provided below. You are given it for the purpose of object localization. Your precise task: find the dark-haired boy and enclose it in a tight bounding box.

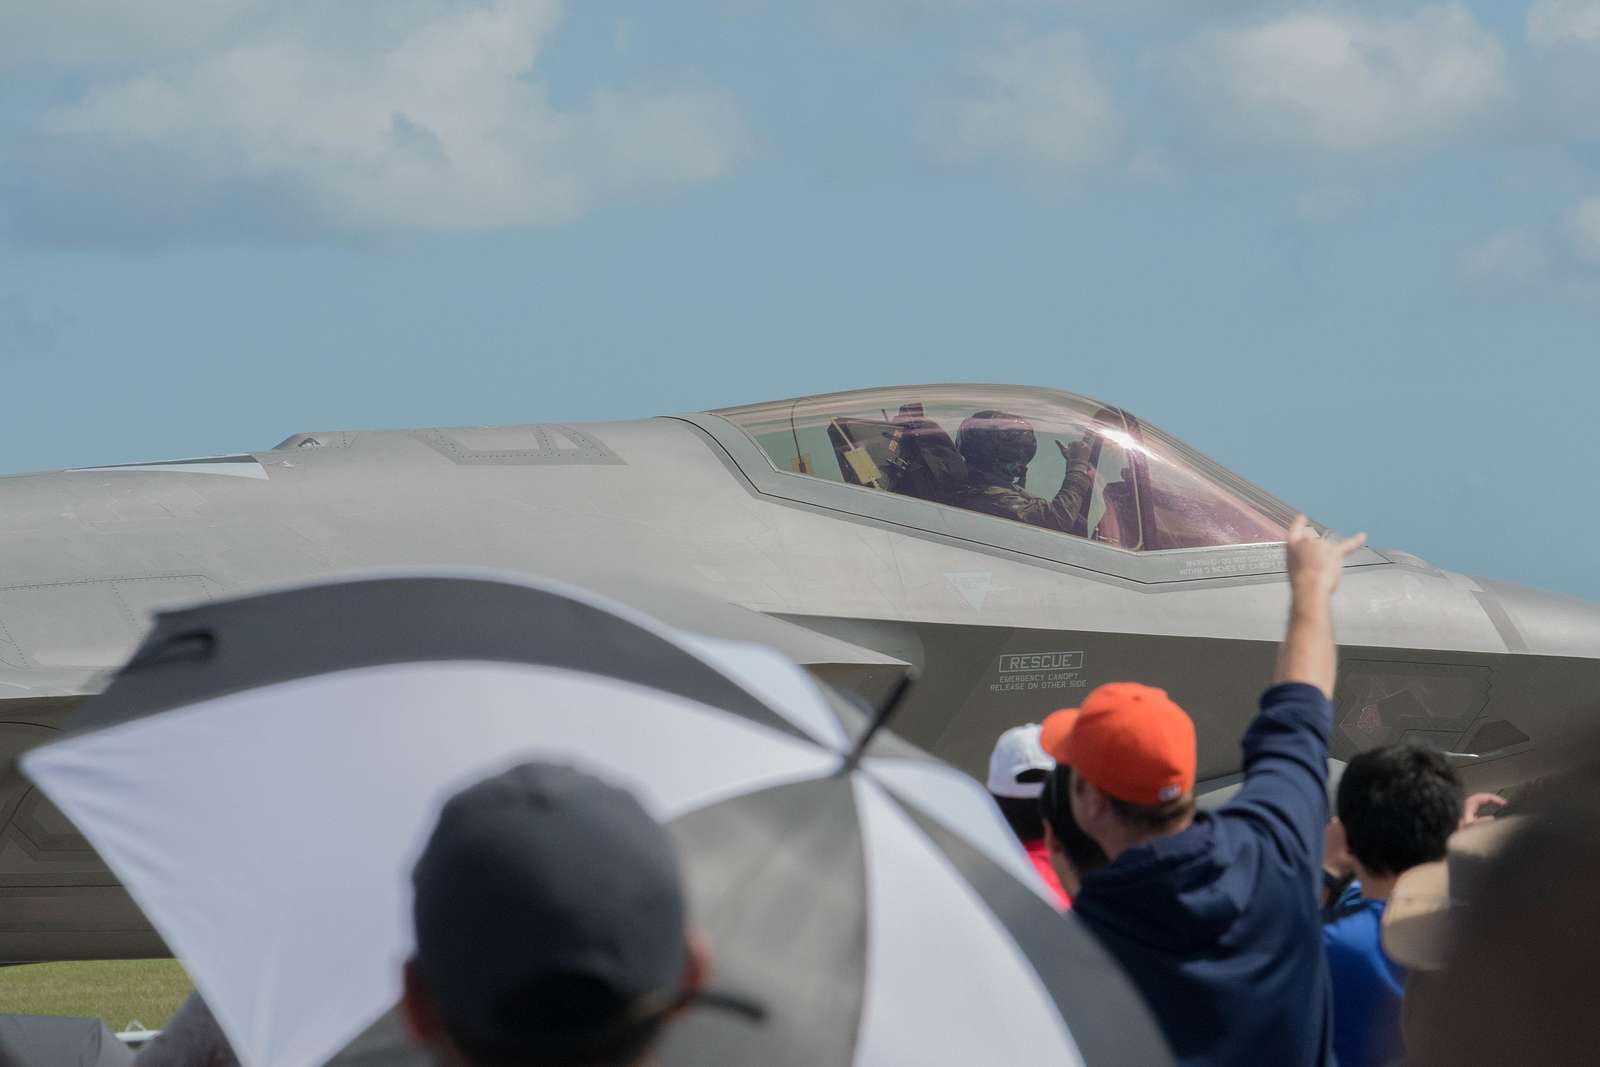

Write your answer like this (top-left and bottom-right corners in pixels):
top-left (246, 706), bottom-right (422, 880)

top-left (1322, 743), bottom-right (1463, 1067)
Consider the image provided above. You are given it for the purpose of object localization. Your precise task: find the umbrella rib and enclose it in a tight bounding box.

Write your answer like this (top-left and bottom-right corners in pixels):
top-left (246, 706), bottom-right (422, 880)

top-left (838, 670), bottom-right (917, 775)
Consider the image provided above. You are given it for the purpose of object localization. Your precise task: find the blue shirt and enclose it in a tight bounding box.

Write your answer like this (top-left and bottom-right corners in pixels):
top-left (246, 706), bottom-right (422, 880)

top-left (1323, 885), bottom-right (1406, 1067)
top-left (1071, 683), bottom-right (1336, 1067)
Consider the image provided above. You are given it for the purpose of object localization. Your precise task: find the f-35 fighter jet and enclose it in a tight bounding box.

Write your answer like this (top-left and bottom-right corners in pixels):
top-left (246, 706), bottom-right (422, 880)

top-left (2, 383), bottom-right (1596, 961)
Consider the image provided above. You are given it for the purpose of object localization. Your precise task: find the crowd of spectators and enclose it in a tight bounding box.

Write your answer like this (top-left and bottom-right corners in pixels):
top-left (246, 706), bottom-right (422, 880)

top-left (979, 516), bottom-right (1598, 1066)
top-left (132, 515), bottom-right (1598, 1066)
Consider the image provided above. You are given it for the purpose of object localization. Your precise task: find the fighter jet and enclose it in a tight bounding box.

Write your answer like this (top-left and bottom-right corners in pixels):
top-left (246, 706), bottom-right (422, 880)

top-left (2, 383), bottom-right (1596, 961)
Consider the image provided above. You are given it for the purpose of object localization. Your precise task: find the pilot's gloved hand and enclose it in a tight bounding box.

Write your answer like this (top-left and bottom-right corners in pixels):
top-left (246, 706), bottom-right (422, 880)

top-left (1056, 438), bottom-right (1094, 478)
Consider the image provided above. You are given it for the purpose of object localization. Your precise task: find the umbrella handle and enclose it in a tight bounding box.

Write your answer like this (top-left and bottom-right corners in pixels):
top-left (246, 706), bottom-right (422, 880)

top-left (839, 669), bottom-right (917, 773)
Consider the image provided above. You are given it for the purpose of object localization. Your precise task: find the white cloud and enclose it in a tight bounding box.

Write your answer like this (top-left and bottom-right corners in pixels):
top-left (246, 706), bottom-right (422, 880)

top-left (1461, 229), bottom-right (1545, 278)
top-left (925, 29), bottom-right (1121, 175)
top-left (1525, 1), bottom-right (1600, 140)
top-left (1528, 0), bottom-right (1600, 49)
top-left (1296, 186), bottom-right (1363, 222)
top-left (1167, 5), bottom-right (1510, 155)
top-left (17, 1), bottom-right (750, 239)
top-left (1571, 199), bottom-right (1600, 262)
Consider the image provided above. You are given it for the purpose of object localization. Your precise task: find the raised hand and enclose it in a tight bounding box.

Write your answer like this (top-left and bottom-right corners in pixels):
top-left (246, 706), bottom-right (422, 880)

top-left (1459, 792), bottom-right (1508, 829)
top-left (1056, 437), bottom-right (1095, 474)
top-left (1285, 516), bottom-right (1367, 601)
top-left (1276, 516), bottom-right (1369, 697)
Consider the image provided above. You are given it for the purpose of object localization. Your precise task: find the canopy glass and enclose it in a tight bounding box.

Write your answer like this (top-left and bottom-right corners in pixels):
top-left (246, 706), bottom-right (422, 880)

top-left (714, 385), bottom-right (1297, 551)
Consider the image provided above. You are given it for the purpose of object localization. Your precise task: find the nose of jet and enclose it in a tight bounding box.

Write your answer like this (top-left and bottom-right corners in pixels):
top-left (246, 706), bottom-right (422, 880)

top-left (1472, 577), bottom-right (1600, 659)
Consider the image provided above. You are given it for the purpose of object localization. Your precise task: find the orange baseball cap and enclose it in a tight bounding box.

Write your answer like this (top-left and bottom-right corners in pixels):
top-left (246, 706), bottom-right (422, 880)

top-left (1039, 683), bottom-right (1196, 806)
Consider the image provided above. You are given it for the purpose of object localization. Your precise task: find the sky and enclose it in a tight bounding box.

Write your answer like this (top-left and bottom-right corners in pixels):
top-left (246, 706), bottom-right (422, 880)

top-left (1, 0), bottom-right (1597, 598)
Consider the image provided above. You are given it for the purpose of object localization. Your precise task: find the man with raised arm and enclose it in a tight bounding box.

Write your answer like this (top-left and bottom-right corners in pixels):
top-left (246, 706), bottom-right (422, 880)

top-left (1040, 516), bottom-right (1366, 1067)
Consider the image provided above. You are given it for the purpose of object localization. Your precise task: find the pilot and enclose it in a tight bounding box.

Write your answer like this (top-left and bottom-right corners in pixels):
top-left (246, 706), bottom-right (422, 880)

top-left (954, 410), bottom-right (1095, 534)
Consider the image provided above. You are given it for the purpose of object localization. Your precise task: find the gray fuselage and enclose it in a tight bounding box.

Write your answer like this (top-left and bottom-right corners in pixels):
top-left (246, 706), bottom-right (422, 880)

top-left (1, 398), bottom-right (1596, 961)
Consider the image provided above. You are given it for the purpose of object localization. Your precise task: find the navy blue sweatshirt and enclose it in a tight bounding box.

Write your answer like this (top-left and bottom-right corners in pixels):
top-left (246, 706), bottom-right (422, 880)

top-left (1070, 683), bottom-right (1335, 1067)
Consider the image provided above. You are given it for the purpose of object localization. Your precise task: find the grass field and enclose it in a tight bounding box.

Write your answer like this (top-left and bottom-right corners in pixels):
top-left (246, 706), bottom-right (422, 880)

top-left (0, 959), bottom-right (192, 1032)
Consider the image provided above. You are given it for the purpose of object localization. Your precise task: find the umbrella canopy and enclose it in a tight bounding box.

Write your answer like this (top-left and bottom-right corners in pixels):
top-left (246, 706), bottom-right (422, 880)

top-left (23, 572), bottom-right (1169, 1067)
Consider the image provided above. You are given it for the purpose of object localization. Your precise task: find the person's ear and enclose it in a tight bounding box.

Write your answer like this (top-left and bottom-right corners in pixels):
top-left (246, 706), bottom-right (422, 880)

top-left (674, 931), bottom-right (711, 1017)
top-left (401, 958), bottom-right (446, 1046)
top-left (1042, 819), bottom-right (1061, 857)
top-left (1069, 771), bottom-right (1103, 820)
top-left (1323, 817), bottom-right (1354, 876)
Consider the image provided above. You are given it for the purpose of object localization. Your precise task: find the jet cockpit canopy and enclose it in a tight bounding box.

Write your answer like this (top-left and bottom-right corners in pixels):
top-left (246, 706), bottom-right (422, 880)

top-left (714, 385), bottom-right (1298, 552)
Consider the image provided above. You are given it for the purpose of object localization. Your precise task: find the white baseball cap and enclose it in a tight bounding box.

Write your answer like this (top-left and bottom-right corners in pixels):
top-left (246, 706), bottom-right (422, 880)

top-left (986, 723), bottom-right (1055, 799)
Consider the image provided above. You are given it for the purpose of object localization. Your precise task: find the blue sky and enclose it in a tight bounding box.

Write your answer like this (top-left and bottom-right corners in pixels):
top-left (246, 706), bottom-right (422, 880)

top-left (2, 1), bottom-right (1597, 597)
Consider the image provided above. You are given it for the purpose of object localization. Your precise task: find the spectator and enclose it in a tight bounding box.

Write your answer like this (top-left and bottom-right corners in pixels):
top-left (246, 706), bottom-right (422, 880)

top-left (1037, 763), bottom-right (1109, 898)
top-left (402, 761), bottom-right (710, 1067)
top-left (987, 723), bottom-right (1071, 908)
top-left (1041, 516), bottom-right (1365, 1067)
top-left (1323, 780), bottom-right (1503, 916)
top-left (1321, 744), bottom-right (1463, 1067)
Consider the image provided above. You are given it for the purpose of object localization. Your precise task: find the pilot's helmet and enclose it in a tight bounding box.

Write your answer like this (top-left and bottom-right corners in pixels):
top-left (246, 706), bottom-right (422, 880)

top-left (958, 410), bottom-right (1037, 485)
